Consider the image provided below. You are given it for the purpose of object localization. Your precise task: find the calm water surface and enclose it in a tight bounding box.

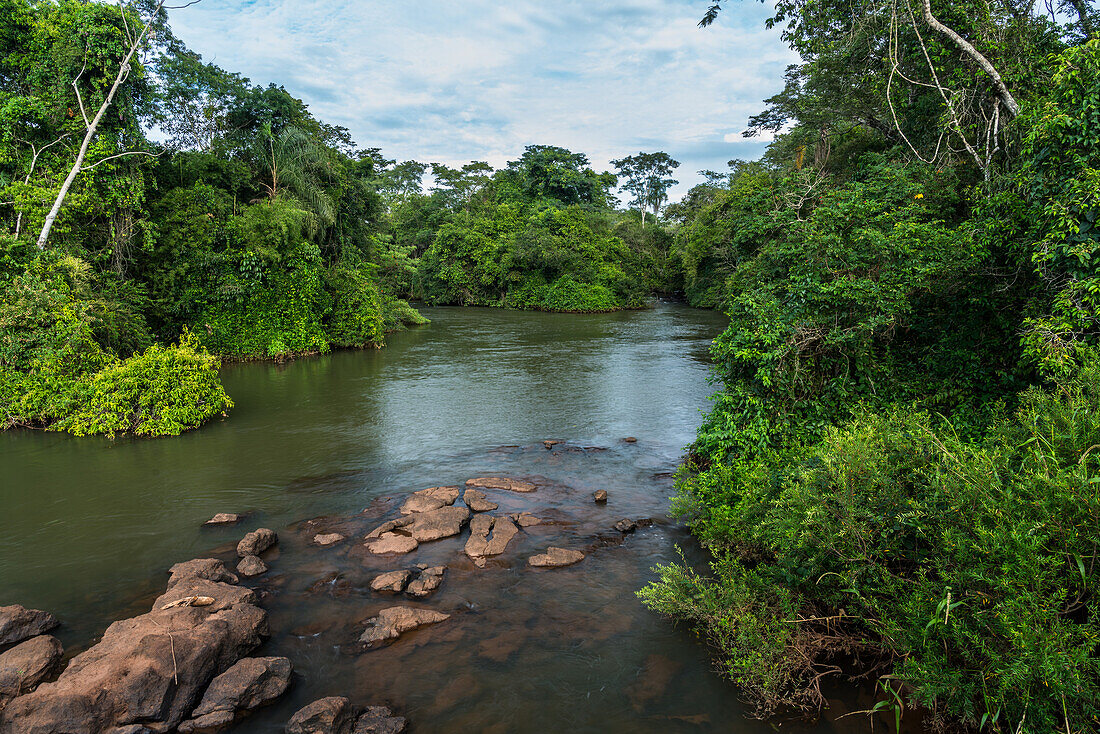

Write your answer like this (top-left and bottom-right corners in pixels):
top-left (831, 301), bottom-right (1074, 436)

top-left (0, 304), bottom-right (891, 733)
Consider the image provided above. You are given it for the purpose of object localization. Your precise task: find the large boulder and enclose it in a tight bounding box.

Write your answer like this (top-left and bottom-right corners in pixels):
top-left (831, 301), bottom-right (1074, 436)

top-left (0, 559), bottom-right (268, 734)
top-left (359, 607), bottom-right (449, 647)
top-left (399, 486), bottom-right (459, 515)
top-left (405, 567), bottom-right (446, 598)
top-left (528, 547), bottom-right (585, 568)
top-left (406, 506), bottom-right (469, 542)
top-left (462, 489), bottom-right (497, 512)
top-left (237, 528), bottom-right (278, 557)
top-left (286, 696), bottom-right (356, 734)
top-left (464, 515), bottom-right (519, 567)
top-left (353, 706), bottom-right (406, 733)
top-left (0, 605), bottom-right (58, 649)
top-left (0, 635), bottom-right (62, 703)
top-left (465, 477), bottom-right (536, 493)
top-left (177, 656), bottom-right (292, 732)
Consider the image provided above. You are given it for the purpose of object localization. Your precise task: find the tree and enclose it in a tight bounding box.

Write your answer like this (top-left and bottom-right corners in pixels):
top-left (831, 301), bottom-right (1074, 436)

top-left (611, 151), bottom-right (680, 226)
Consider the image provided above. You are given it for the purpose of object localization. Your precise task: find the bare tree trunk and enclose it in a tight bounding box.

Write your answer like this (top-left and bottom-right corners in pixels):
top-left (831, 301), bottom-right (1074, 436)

top-left (36, 0), bottom-right (167, 250)
top-left (921, 0), bottom-right (1019, 117)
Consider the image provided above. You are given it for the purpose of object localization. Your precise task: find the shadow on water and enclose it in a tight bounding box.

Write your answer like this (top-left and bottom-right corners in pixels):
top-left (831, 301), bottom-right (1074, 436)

top-left (0, 304), bottom-right (910, 733)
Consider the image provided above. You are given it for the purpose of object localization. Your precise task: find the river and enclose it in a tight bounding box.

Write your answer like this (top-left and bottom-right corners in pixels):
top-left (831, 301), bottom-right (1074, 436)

top-left (0, 304), bottom-right (890, 733)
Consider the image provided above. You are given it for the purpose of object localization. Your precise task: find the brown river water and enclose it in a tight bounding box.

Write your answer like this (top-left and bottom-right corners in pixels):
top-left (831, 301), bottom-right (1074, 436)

top-left (0, 304), bottom-right (900, 733)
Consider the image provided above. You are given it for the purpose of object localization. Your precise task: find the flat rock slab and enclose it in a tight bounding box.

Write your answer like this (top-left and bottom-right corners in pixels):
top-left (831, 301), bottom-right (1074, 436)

top-left (406, 506), bottom-right (470, 542)
top-left (465, 477), bottom-right (536, 493)
top-left (359, 607), bottom-right (450, 647)
top-left (365, 517), bottom-right (413, 540)
top-left (204, 513), bottom-right (242, 526)
top-left (462, 489), bottom-right (498, 512)
top-left (0, 605), bottom-right (59, 649)
top-left (465, 515), bottom-right (519, 566)
top-left (237, 528), bottom-right (277, 557)
top-left (405, 567), bottom-right (445, 598)
top-left (370, 570), bottom-right (411, 593)
top-left (178, 656), bottom-right (291, 732)
top-left (237, 555), bottom-right (268, 578)
top-left (0, 635), bottom-right (62, 700)
top-left (314, 533), bottom-right (345, 546)
top-left (365, 533), bottom-right (419, 555)
top-left (0, 559), bottom-right (267, 733)
top-left (286, 696), bottom-right (355, 734)
top-left (510, 512), bottom-right (541, 527)
top-left (399, 486), bottom-right (459, 515)
top-left (528, 547), bottom-right (585, 568)
top-left (354, 706), bottom-right (407, 733)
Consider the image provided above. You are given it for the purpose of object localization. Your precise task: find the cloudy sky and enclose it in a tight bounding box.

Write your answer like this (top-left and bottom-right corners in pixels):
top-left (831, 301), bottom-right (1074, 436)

top-left (169, 0), bottom-right (796, 199)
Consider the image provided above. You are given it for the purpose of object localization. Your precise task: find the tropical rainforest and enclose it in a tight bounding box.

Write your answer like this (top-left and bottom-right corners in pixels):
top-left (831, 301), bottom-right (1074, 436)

top-left (2, 0), bottom-right (1100, 730)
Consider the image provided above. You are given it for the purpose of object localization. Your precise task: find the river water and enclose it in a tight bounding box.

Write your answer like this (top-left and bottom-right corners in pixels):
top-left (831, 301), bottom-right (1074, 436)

top-left (0, 304), bottom-right (892, 733)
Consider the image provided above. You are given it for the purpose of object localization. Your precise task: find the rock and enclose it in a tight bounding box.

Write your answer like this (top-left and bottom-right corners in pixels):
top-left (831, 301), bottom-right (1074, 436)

top-left (399, 486), bottom-right (459, 515)
top-left (0, 559), bottom-right (267, 733)
top-left (177, 656), bottom-right (291, 732)
top-left (203, 513), bottom-right (242, 527)
top-left (406, 506), bottom-right (470, 542)
top-left (637, 518), bottom-right (654, 528)
top-left (622, 437), bottom-right (637, 443)
top-left (0, 605), bottom-right (59, 649)
top-left (465, 477), bottom-right (536, 493)
top-left (364, 517), bottom-right (413, 539)
top-left (369, 571), bottom-right (411, 593)
top-left (364, 533), bottom-right (419, 555)
top-left (464, 515), bottom-right (519, 566)
top-left (462, 489), bottom-right (497, 513)
top-left (593, 489), bottom-right (608, 503)
top-left (236, 528), bottom-right (277, 558)
top-left (168, 559), bottom-right (239, 587)
top-left (359, 607), bottom-right (450, 646)
top-left (353, 706), bottom-right (407, 734)
top-left (313, 533), bottom-right (345, 546)
top-left (542, 440), bottom-right (560, 449)
top-left (510, 512), bottom-right (541, 527)
top-left (405, 567), bottom-right (445, 598)
top-left (0, 635), bottom-right (62, 701)
top-left (107, 727), bottom-right (154, 734)
top-left (286, 696), bottom-right (356, 734)
top-left (528, 547), bottom-right (585, 568)
top-left (614, 518), bottom-right (640, 533)
top-left (236, 555), bottom-right (268, 578)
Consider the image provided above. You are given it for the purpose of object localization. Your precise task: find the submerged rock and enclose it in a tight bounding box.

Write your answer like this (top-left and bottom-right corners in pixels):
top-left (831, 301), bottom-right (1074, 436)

top-left (203, 513), bottom-right (241, 527)
top-left (236, 528), bottom-right (277, 557)
top-left (622, 437), bottom-right (637, 443)
top-left (464, 515), bottom-right (519, 567)
top-left (359, 607), bottom-right (450, 647)
top-left (365, 533), bottom-right (419, 556)
top-left (354, 705), bottom-right (407, 733)
top-left (528, 547), bottom-right (585, 568)
top-left (0, 605), bottom-right (59, 649)
top-left (462, 489), bottom-right (497, 513)
top-left (313, 533), bottom-right (345, 546)
top-left (0, 559), bottom-right (267, 733)
top-left (406, 506), bottom-right (470, 542)
top-left (177, 656), bottom-right (291, 732)
top-left (405, 567), bottom-right (446, 598)
top-left (510, 512), bottom-right (541, 527)
top-left (542, 440), bottom-right (561, 449)
top-left (286, 696), bottom-right (356, 734)
top-left (613, 519), bottom-right (638, 533)
top-left (370, 571), bottom-right (411, 593)
top-left (465, 477), bottom-right (536, 493)
top-left (0, 635), bottom-right (62, 703)
top-left (593, 489), bottom-right (608, 504)
top-left (236, 555), bottom-right (268, 578)
top-left (364, 517), bottom-right (413, 539)
top-left (399, 486), bottom-right (460, 515)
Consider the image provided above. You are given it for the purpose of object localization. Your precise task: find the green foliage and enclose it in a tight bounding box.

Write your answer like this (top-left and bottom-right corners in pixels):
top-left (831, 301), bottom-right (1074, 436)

top-left (325, 258), bottom-right (384, 348)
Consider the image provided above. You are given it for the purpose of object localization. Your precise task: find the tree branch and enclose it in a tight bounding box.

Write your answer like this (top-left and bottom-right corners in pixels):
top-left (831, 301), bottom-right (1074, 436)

top-left (80, 150), bottom-right (159, 172)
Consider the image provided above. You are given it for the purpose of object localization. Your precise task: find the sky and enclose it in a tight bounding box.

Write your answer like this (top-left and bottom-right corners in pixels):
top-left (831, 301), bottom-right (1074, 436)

top-left (168, 0), bottom-right (797, 200)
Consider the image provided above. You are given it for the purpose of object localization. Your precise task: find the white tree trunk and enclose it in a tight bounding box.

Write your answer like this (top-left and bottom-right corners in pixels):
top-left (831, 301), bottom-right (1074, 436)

top-left (36, 0), bottom-right (166, 249)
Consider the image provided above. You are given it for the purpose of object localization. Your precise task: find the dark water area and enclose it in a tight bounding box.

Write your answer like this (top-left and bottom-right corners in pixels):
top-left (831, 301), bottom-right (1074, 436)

top-left (0, 304), bottom-right (900, 733)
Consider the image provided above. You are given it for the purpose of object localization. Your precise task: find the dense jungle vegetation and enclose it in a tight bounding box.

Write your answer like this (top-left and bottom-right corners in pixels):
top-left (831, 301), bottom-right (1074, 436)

top-left (0, 0), bottom-right (679, 437)
top-left (639, 1), bottom-right (1100, 732)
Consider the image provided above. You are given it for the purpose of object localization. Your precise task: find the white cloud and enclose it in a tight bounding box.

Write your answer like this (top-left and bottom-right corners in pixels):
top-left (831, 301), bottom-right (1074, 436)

top-left (167, 0), bottom-right (797, 198)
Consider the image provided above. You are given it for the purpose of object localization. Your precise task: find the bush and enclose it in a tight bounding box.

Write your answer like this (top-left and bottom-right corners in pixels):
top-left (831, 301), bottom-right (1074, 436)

top-left (643, 359), bottom-right (1100, 730)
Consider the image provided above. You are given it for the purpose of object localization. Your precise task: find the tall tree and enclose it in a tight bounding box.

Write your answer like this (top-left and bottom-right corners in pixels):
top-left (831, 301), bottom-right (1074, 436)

top-left (611, 151), bottom-right (680, 226)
